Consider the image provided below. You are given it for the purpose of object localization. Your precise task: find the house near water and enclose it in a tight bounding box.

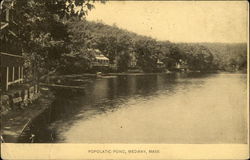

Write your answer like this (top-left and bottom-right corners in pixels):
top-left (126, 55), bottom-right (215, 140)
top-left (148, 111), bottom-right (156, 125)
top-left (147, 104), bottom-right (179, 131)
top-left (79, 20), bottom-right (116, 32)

top-left (0, 0), bottom-right (23, 91)
top-left (157, 59), bottom-right (165, 70)
top-left (89, 49), bottom-right (110, 72)
top-left (0, 0), bottom-right (40, 114)
top-left (175, 59), bottom-right (188, 72)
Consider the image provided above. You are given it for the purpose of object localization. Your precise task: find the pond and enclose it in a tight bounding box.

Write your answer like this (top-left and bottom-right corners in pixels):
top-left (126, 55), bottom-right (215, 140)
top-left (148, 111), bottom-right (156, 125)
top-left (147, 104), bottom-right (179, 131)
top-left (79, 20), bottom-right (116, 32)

top-left (18, 73), bottom-right (247, 143)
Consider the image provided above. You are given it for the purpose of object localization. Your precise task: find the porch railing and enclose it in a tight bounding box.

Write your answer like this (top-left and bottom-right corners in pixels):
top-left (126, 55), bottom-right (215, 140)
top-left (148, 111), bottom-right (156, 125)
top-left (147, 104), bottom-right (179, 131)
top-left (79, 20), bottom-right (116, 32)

top-left (0, 52), bottom-right (24, 91)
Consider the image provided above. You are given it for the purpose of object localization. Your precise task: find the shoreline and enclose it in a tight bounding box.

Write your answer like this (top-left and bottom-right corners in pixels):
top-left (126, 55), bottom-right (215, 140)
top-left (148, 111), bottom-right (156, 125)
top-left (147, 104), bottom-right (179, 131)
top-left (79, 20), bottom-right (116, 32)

top-left (1, 90), bottom-right (55, 143)
top-left (46, 70), bottom-right (247, 80)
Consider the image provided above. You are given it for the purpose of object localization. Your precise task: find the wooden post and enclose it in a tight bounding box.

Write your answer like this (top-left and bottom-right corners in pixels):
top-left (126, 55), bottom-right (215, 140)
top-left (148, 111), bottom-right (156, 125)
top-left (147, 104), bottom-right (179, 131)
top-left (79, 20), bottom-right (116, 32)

top-left (18, 66), bottom-right (20, 83)
top-left (6, 67), bottom-right (9, 91)
top-left (21, 66), bottom-right (23, 82)
top-left (12, 66), bottom-right (15, 82)
top-left (6, 9), bottom-right (9, 22)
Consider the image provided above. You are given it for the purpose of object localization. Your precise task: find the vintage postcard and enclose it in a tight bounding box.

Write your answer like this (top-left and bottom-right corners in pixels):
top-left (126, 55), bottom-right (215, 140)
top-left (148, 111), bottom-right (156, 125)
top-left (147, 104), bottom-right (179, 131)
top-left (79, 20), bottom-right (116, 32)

top-left (0, 0), bottom-right (249, 159)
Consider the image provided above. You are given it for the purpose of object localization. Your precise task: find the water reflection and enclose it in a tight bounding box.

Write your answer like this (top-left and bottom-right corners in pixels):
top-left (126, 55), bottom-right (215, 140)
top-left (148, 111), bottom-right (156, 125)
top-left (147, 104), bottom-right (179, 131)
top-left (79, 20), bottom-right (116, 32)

top-left (18, 73), bottom-right (247, 143)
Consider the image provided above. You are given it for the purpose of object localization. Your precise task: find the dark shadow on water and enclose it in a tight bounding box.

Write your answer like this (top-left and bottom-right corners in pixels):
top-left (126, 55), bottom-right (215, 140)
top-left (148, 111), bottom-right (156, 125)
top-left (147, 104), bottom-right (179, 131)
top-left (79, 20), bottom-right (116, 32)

top-left (17, 72), bottom-right (209, 143)
top-left (18, 88), bottom-right (86, 143)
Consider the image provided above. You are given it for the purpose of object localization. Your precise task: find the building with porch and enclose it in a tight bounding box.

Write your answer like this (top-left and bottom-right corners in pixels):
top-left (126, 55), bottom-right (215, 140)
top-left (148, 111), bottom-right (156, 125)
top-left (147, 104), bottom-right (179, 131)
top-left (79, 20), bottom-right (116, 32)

top-left (89, 49), bottom-right (110, 72)
top-left (0, 0), bottom-right (24, 92)
top-left (175, 59), bottom-right (188, 72)
top-left (156, 59), bottom-right (165, 69)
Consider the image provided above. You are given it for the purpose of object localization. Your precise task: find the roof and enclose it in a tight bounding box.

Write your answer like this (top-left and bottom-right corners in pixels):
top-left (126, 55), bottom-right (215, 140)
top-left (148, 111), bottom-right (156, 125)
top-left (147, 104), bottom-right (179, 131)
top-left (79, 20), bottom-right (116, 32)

top-left (87, 48), bottom-right (109, 60)
top-left (95, 55), bottom-right (109, 61)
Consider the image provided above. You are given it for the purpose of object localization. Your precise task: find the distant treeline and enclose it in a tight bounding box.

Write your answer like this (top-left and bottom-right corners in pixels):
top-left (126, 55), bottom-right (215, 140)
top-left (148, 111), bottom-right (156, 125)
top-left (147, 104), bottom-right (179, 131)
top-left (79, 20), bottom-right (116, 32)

top-left (58, 18), bottom-right (247, 74)
top-left (198, 43), bottom-right (247, 72)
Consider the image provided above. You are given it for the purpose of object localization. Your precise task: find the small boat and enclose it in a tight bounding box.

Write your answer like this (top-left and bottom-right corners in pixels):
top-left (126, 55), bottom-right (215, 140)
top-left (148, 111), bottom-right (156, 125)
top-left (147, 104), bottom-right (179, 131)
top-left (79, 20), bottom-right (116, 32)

top-left (96, 72), bottom-right (102, 78)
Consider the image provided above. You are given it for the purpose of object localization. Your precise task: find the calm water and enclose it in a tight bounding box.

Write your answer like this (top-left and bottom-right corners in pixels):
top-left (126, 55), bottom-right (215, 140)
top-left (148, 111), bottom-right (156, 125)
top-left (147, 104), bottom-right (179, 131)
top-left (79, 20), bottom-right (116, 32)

top-left (18, 73), bottom-right (247, 143)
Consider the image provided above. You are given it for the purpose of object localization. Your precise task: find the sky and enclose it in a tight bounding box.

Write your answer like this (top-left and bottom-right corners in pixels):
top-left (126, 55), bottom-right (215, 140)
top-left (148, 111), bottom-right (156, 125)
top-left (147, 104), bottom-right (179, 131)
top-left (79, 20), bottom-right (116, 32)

top-left (86, 1), bottom-right (248, 43)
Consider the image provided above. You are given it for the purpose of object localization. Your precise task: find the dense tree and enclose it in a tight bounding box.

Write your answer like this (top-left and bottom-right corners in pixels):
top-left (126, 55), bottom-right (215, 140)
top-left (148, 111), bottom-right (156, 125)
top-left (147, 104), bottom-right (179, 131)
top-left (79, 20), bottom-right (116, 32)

top-left (65, 19), bottom-right (136, 72)
top-left (134, 39), bottom-right (159, 72)
top-left (65, 19), bottom-right (247, 73)
top-left (2, 0), bottom-right (246, 77)
top-left (200, 43), bottom-right (247, 72)
top-left (3, 0), bottom-right (103, 78)
top-left (117, 51), bottom-right (131, 72)
top-left (177, 44), bottom-right (215, 71)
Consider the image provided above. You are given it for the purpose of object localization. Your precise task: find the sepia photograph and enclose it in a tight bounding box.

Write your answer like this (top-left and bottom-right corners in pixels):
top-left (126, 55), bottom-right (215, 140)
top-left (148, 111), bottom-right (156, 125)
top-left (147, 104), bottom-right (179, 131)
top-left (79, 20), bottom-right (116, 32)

top-left (0, 0), bottom-right (249, 159)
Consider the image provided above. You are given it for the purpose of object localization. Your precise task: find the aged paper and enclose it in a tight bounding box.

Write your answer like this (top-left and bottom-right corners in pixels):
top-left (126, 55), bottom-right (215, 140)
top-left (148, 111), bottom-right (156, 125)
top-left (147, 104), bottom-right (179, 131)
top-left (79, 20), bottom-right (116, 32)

top-left (1, 0), bottom-right (249, 159)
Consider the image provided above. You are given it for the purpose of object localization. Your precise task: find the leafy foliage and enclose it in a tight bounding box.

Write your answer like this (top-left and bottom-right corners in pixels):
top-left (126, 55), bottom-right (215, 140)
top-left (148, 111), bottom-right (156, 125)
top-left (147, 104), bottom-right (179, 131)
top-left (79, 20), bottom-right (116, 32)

top-left (177, 44), bottom-right (215, 71)
top-left (3, 0), bottom-right (100, 78)
top-left (134, 39), bottom-right (159, 72)
top-left (63, 19), bottom-right (248, 73)
top-left (1, 0), bottom-right (247, 77)
top-left (199, 43), bottom-right (247, 72)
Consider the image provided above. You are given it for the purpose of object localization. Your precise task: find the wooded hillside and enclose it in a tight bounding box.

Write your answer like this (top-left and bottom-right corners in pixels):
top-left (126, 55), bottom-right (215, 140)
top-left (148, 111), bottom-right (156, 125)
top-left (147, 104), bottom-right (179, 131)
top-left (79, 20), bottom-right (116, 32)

top-left (1, 0), bottom-right (247, 78)
top-left (61, 19), bottom-right (247, 73)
